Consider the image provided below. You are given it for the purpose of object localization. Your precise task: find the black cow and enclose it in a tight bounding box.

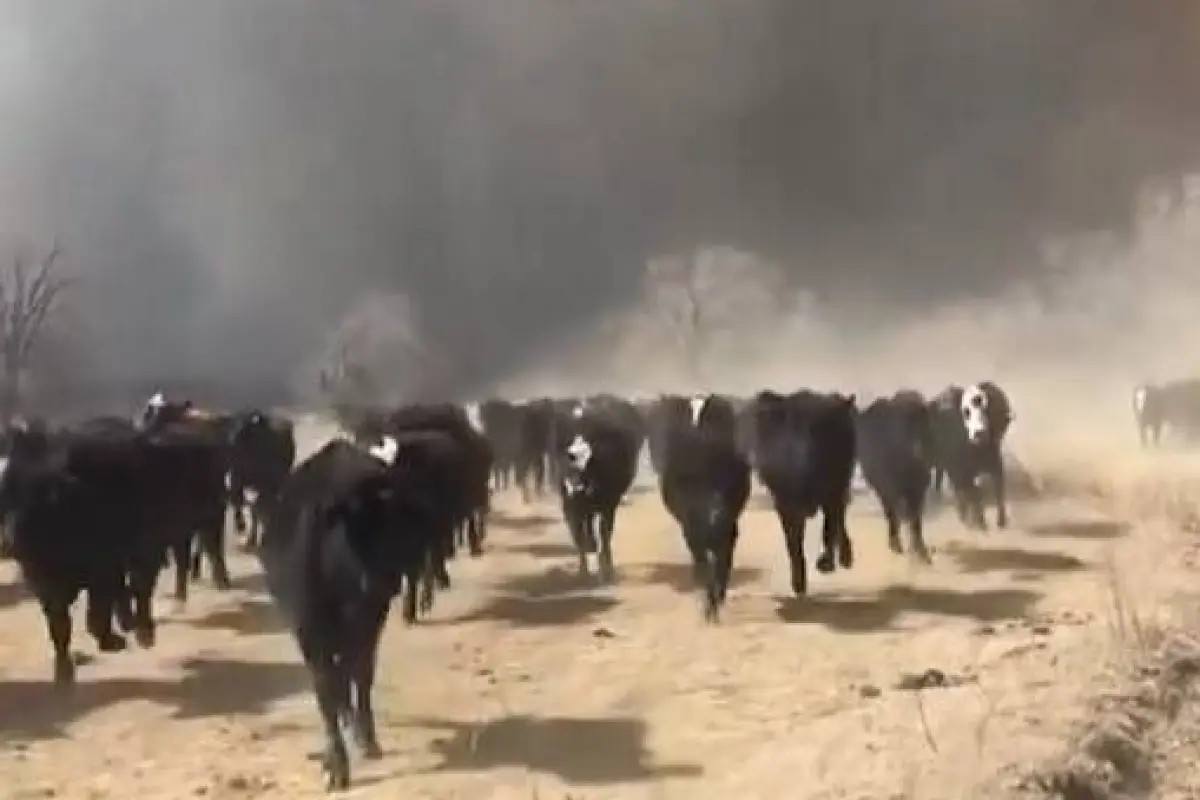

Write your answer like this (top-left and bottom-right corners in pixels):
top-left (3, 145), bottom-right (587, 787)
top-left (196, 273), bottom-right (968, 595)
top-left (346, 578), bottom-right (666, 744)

top-left (366, 403), bottom-right (491, 620)
top-left (555, 402), bottom-right (640, 581)
top-left (514, 398), bottom-right (555, 501)
top-left (1133, 379), bottom-right (1200, 447)
top-left (138, 394), bottom-right (234, 599)
top-left (228, 410), bottom-right (296, 551)
top-left (0, 419), bottom-right (175, 685)
top-left (929, 381), bottom-right (1013, 530)
top-left (856, 390), bottom-right (934, 562)
top-left (258, 438), bottom-right (440, 791)
top-left (658, 396), bottom-right (752, 621)
top-left (645, 394), bottom-right (691, 477)
top-left (479, 398), bottom-right (520, 490)
top-left (750, 390), bottom-right (857, 596)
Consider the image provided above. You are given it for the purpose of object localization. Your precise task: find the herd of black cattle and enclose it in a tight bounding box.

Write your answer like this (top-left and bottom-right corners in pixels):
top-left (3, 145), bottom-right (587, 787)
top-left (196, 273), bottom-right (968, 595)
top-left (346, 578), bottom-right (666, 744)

top-left (0, 381), bottom-right (1021, 791)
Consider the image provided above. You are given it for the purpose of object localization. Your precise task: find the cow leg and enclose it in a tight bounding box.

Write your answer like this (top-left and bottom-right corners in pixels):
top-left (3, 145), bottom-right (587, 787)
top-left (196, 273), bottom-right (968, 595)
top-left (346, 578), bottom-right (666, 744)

top-left (905, 486), bottom-right (933, 564)
top-left (565, 508), bottom-right (591, 577)
top-left (198, 515), bottom-right (232, 590)
top-left (229, 478), bottom-right (248, 535)
top-left (418, 558), bottom-right (439, 617)
top-left (882, 499), bottom-right (904, 555)
top-left (298, 636), bottom-right (352, 791)
top-left (780, 510), bottom-right (808, 597)
top-left (597, 508), bottom-right (617, 583)
top-left (401, 570), bottom-right (421, 625)
top-left (85, 575), bottom-right (127, 653)
top-left (113, 573), bottom-right (137, 635)
top-left (705, 523), bottom-right (738, 623)
top-left (347, 597), bottom-right (390, 759)
top-left (170, 538), bottom-right (191, 605)
top-left (38, 589), bottom-right (77, 688)
top-left (467, 511), bottom-right (484, 557)
top-left (821, 499), bottom-right (853, 571)
top-left (966, 477), bottom-right (988, 531)
top-left (992, 463), bottom-right (1009, 529)
top-left (127, 554), bottom-right (160, 648)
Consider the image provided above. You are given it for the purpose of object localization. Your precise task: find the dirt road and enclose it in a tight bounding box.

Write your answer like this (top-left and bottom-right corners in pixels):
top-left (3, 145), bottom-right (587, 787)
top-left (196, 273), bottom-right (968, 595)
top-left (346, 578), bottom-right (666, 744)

top-left (0, 443), bottom-right (1169, 800)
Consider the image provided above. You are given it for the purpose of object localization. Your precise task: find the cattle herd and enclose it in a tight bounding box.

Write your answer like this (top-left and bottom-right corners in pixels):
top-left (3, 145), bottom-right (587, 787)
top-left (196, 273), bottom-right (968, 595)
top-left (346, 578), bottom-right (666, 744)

top-left (0, 375), bottom-right (1059, 793)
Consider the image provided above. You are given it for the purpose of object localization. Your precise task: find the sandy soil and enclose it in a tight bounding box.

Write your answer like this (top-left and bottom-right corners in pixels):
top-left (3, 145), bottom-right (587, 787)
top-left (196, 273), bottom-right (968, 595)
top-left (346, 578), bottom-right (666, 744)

top-left (1, 424), bottom-right (1192, 800)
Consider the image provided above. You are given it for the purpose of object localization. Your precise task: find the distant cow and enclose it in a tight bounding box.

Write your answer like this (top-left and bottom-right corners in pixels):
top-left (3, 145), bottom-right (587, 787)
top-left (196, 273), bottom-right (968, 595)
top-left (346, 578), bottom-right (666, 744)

top-left (750, 390), bottom-right (857, 596)
top-left (138, 393), bottom-right (234, 598)
top-left (658, 394), bottom-right (752, 621)
top-left (929, 381), bottom-right (1013, 530)
top-left (364, 402), bottom-right (492, 621)
top-left (1132, 379), bottom-right (1200, 447)
top-left (479, 398), bottom-right (521, 489)
top-left (258, 438), bottom-right (441, 791)
top-left (515, 398), bottom-right (555, 501)
top-left (228, 410), bottom-right (296, 551)
top-left (856, 390), bottom-right (934, 562)
top-left (554, 402), bottom-right (641, 581)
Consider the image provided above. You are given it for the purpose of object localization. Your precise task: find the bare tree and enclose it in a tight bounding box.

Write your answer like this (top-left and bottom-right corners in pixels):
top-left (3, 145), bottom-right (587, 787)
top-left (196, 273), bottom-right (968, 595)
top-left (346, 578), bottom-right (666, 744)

top-left (312, 291), bottom-right (442, 410)
top-left (641, 246), bottom-right (789, 386)
top-left (0, 243), bottom-right (72, 422)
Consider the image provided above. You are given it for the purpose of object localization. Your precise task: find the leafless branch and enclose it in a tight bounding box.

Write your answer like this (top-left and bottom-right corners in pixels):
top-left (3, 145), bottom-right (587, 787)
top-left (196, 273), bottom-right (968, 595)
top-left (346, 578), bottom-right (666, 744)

top-left (0, 243), bottom-right (73, 419)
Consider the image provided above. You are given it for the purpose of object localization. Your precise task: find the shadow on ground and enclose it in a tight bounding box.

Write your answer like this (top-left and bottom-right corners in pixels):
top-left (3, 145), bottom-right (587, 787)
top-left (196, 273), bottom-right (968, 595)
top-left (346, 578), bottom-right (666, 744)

top-left (441, 591), bottom-right (619, 629)
top-left (774, 584), bottom-right (1041, 632)
top-left (505, 542), bottom-right (578, 560)
top-left (412, 713), bottom-right (702, 786)
top-left (631, 562), bottom-right (766, 594)
top-left (942, 544), bottom-right (1087, 574)
top-left (0, 656), bottom-right (307, 743)
top-left (490, 510), bottom-right (558, 532)
top-left (183, 598), bottom-right (287, 637)
top-left (0, 577), bottom-right (26, 610)
top-left (1024, 520), bottom-right (1129, 540)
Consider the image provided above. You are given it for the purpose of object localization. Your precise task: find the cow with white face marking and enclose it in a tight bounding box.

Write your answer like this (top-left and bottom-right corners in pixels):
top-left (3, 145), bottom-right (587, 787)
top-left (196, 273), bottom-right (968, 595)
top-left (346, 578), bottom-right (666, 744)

top-left (929, 381), bottom-right (1013, 530)
top-left (554, 402), bottom-right (641, 582)
top-left (1132, 384), bottom-right (1162, 447)
top-left (1131, 379), bottom-right (1200, 447)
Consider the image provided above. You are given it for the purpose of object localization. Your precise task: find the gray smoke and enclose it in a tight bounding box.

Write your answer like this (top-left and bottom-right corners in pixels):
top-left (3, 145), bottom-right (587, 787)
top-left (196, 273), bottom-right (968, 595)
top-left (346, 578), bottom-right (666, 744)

top-left (2, 0), bottom-right (1198, 406)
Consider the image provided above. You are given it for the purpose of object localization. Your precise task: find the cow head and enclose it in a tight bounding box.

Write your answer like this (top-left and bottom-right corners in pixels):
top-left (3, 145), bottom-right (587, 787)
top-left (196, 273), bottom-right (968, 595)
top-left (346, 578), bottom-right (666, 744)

top-left (561, 433), bottom-right (593, 497)
top-left (1132, 385), bottom-right (1151, 417)
top-left (367, 435), bottom-right (399, 465)
top-left (960, 383), bottom-right (991, 443)
top-left (140, 392), bottom-right (196, 430)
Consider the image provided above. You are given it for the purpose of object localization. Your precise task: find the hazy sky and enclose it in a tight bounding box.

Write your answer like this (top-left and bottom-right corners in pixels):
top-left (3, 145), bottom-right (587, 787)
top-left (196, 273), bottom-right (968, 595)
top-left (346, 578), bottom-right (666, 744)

top-left (1, 0), bottom-right (1196, 404)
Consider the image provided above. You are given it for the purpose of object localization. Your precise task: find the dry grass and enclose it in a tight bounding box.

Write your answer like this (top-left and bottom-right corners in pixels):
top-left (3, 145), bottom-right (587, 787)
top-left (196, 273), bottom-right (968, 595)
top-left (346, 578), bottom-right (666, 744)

top-left (1003, 453), bottom-right (1200, 800)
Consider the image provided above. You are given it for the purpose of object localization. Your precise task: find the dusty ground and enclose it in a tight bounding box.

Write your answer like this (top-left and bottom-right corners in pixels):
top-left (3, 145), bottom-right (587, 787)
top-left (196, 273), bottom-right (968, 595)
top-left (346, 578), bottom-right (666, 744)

top-left (2, 423), bottom-right (1195, 800)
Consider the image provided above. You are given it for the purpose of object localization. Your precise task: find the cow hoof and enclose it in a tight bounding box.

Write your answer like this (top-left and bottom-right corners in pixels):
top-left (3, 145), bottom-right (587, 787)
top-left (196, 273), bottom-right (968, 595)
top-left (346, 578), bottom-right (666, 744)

top-left (838, 538), bottom-right (854, 569)
top-left (815, 552), bottom-right (835, 574)
top-left (996, 514), bottom-right (1009, 529)
top-left (358, 739), bottom-right (383, 760)
top-left (888, 536), bottom-right (903, 555)
top-left (790, 576), bottom-right (807, 597)
top-left (134, 627), bottom-right (156, 649)
top-left (323, 767), bottom-right (350, 793)
top-left (53, 660), bottom-right (76, 689)
top-left (912, 546), bottom-right (933, 565)
top-left (97, 633), bottom-right (128, 653)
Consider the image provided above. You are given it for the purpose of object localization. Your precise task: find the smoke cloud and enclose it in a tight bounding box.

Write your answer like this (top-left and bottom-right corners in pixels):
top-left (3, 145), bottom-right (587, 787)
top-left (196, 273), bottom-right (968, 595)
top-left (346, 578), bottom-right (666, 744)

top-left (1, 1), bottom-right (1198, 409)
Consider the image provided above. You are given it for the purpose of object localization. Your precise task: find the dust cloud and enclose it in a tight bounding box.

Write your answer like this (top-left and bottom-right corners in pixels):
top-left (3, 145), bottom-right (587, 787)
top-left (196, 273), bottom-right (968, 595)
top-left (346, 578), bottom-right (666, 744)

top-left (0, 1), bottom-right (1197, 411)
